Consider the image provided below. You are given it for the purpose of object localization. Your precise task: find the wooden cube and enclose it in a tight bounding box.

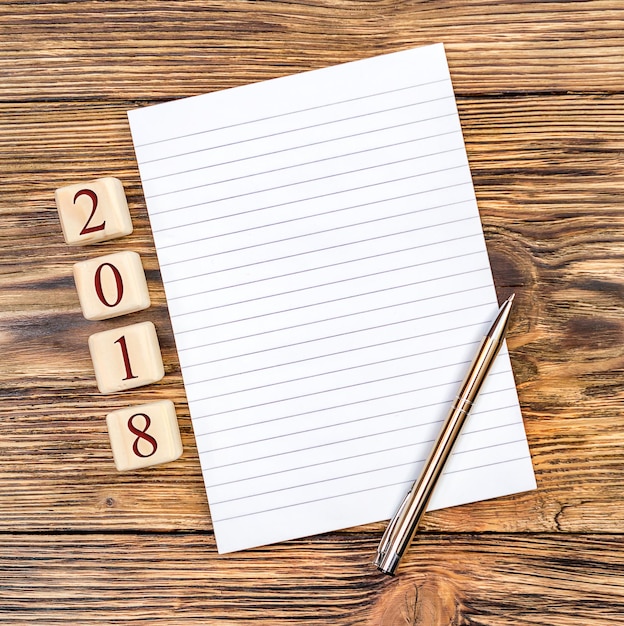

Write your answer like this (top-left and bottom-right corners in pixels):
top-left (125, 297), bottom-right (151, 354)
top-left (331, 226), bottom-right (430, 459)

top-left (106, 400), bottom-right (183, 471)
top-left (55, 177), bottom-right (133, 245)
top-left (88, 321), bottom-right (164, 394)
top-left (73, 250), bottom-right (150, 321)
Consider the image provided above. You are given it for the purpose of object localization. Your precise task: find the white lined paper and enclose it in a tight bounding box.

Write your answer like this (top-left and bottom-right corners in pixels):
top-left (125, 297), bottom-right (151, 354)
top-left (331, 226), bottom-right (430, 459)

top-left (128, 43), bottom-right (536, 553)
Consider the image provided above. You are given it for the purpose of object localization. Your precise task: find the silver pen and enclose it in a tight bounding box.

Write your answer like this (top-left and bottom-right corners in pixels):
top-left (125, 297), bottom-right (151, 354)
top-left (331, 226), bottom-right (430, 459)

top-left (374, 293), bottom-right (515, 575)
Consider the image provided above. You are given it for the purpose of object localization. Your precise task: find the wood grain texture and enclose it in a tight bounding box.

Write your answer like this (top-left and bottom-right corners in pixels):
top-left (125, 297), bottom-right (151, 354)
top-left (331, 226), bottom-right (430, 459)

top-left (1, 0), bottom-right (623, 623)
top-left (1, 1), bottom-right (624, 99)
top-left (0, 534), bottom-right (623, 625)
top-left (2, 95), bottom-right (623, 533)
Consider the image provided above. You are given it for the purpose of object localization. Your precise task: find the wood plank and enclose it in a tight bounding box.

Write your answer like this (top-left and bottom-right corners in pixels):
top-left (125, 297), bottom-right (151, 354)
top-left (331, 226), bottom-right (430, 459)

top-left (0, 533), bottom-right (622, 625)
top-left (0, 1), bottom-right (623, 100)
top-left (1, 94), bottom-right (624, 532)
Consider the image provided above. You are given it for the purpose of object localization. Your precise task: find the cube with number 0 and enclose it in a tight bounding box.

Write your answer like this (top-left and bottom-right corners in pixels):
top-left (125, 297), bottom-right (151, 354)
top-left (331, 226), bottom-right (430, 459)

top-left (55, 177), bottom-right (133, 245)
top-left (106, 400), bottom-right (183, 471)
top-left (73, 250), bottom-right (150, 321)
top-left (88, 321), bottom-right (164, 394)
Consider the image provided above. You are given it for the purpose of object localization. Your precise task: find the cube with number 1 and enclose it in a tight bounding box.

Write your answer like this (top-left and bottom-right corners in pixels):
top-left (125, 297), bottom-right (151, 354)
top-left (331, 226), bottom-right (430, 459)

top-left (88, 321), bottom-right (164, 394)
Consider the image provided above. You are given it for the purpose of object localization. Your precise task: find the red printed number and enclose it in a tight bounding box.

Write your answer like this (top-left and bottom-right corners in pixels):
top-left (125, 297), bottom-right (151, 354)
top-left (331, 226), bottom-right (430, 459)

top-left (127, 413), bottom-right (158, 458)
top-left (114, 335), bottom-right (138, 381)
top-left (94, 262), bottom-right (124, 307)
top-left (75, 188), bottom-right (106, 235)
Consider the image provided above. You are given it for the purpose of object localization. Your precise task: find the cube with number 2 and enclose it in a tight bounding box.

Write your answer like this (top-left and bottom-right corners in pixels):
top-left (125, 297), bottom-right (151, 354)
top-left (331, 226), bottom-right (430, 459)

top-left (55, 177), bottom-right (133, 245)
top-left (73, 250), bottom-right (150, 321)
top-left (88, 321), bottom-right (164, 394)
top-left (106, 400), bottom-right (183, 471)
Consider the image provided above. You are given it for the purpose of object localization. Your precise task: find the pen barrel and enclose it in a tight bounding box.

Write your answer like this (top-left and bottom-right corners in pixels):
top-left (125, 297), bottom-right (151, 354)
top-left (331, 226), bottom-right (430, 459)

top-left (375, 308), bottom-right (511, 575)
top-left (374, 398), bottom-right (472, 574)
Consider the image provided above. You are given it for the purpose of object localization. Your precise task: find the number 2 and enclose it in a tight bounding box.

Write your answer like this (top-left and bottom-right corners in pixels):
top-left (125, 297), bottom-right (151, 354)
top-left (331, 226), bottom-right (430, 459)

top-left (75, 188), bottom-right (106, 235)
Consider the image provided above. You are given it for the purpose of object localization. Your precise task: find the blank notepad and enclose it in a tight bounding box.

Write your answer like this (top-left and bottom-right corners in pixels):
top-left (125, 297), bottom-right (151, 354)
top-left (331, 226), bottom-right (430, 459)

top-left (128, 43), bottom-right (536, 553)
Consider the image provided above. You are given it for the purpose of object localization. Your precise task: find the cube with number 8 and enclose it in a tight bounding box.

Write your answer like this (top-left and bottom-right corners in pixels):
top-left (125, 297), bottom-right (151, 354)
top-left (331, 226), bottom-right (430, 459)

top-left (73, 250), bottom-right (150, 321)
top-left (55, 177), bottom-right (133, 245)
top-left (88, 321), bottom-right (164, 394)
top-left (106, 400), bottom-right (183, 471)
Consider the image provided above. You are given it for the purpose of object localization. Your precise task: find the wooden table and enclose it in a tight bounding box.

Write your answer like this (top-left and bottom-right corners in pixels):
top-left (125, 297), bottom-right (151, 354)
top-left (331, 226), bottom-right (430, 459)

top-left (1, 2), bottom-right (623, 624)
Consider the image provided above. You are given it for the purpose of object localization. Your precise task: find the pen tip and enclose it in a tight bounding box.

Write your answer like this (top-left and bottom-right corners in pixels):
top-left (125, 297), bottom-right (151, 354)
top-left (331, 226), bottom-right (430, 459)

top-left (507, 293), bottom-right (515, 304)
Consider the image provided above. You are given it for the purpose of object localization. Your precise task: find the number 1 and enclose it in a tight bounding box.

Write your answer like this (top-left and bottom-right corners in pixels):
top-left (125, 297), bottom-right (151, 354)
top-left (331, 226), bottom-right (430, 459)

top-left (114, 335), bottom-right (138, 381)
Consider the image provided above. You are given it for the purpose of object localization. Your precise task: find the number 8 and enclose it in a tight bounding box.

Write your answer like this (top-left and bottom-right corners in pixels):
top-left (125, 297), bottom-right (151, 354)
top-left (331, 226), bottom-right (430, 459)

top-left (127, 413), bottom-right (158, 458)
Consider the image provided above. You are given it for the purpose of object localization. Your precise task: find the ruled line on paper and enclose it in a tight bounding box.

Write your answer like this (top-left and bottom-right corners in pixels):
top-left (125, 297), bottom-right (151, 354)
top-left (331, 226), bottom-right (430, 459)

top-left (128, 43), bottom-right (536, 553)
top-left (167, 241), bottom-right (484, 307)
top-left (178, 289), bottom-right (494, 355)
top-left (208, 429), bottom-right (528, 517)
top-left (209, 436), bottom-right (529, 507)
top-left (159, 210), bottom-right (479, 278)
top-left (198, 364), bottom-right (523, 520)
top-left (204, 420), bottom-right (518, 489)
top-left (144, 143), bottom-right (464, 216)
top-left (192, 344), bottom-right (480, 402)
top-left (201, 408), bottom-right (520, 488)
top-left (134, 78), bottom-right (451, 150)
top-left (171, 268), bottom-right (492, 332)
top-left (191, 362), bottom-right (511, 423)
top-left (144, 135), bottom-right (463, 198)
top-left (141, 122), bottom-right (460, 183)
top-left (154, 183), bottom-right (474, 243)
top-left (209, 436), bottom-right (530, 507)
top-left (147, 159), bottom-right (469, 217)
top-left (145, 146), bottom-right (469, 223)
top-left (191, 357), bottom-right (476, 405)
top-left (184, 322), bottom-right (487, 382)
top-left (204, 401), bottom-right (520, 487)
top-left (203, 392), bottom-right (517, 462)
top-left (181, 313), bottom-right (487, 369)
top-left (167, 228), bottom-right (480, 290)
top-left (157, 192), bottom-right (478, 272)
top-left (201, 416), bottom-right (523, 508)
top-left (162, 213), bottom-right (482, 289)
top-left (152, 167), bottom-right (471, 247)
top-left (153, 191), bottom-right (473, 253)
top-left (211, 456), bottom-right (532, 524)
top-left (193, 367), bottom-right (512, 435)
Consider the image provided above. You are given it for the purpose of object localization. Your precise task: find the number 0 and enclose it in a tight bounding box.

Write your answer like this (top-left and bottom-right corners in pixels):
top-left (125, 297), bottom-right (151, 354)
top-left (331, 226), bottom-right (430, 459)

top-left (94, 263), bottom-right (124, 307)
